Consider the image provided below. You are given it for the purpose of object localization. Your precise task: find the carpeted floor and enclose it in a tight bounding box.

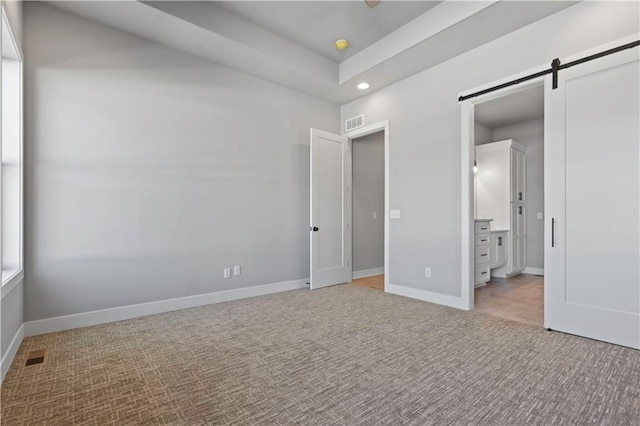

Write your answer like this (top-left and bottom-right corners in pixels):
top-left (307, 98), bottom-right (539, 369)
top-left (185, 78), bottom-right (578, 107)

top-left (1, 284), bottom-right (638, 425)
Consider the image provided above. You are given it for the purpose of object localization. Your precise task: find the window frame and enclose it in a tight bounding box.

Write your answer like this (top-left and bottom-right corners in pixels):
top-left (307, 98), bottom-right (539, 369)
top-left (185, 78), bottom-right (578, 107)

top-left (1, 3), bottom-right (24, 298)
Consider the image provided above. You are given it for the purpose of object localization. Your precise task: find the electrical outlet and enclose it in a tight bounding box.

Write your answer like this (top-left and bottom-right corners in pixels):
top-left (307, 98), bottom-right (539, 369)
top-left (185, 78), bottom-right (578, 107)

top-left (425, 267), bottom-right (432, 278)
top-left (537, 212), bottom-right (543, 220)
top-left (223, 268), bottom-right (231, 279)
top-left (233, 265), bottom-right (241, 276)
top-left (390, 210), bottom-right (401, 219)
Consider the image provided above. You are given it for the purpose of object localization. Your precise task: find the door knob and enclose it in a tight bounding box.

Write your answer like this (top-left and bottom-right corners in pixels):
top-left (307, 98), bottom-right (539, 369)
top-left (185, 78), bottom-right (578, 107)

top-left (311, 227), bottom-right (319, 232)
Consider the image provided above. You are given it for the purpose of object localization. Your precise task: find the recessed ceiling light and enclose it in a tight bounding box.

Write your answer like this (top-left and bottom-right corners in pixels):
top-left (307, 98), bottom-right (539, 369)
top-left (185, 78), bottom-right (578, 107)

top-left (335, 39), bottom-right (349, 51)
top-left (357, 82), bottom-right (370, 90)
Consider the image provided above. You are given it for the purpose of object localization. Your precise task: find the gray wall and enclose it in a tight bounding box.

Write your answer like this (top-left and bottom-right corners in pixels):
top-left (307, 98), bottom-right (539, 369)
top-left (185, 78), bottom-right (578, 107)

top-left (474, 122), bottom-right (493, 145)
top-left (1, 284), bottom-right (23, 359)
top-left (352, 131), bottom-right (384, 272)
top-left (493, 119), bottom-right (544, 271)
top-left (340, 1), bottom-right (639, 297)
top-left (1, 0), bottom-right (23, 369)
top-left (24, 3), bottom-right (339, 321)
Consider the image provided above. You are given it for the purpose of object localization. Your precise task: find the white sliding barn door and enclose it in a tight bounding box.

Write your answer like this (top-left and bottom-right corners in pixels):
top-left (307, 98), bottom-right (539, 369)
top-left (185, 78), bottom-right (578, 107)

top-left (310, 129), bottom-right (351, 289)
top-left (545, 47), bottom-right (640, 348)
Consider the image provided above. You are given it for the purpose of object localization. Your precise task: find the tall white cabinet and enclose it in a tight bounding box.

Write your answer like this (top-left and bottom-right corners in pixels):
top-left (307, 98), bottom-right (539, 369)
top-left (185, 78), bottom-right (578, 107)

top-left (475, 139), bottom-right (526, 278)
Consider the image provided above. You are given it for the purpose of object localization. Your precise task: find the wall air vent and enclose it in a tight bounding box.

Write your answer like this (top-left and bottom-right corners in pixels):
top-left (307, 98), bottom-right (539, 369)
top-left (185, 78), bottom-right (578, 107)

top-left (345, 115), bottom-right (364, 132)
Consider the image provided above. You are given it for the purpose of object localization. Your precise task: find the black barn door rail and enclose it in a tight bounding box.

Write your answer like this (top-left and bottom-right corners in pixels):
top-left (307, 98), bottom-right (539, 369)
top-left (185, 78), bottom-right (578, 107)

top-left (458, 39), bottom-right (640, 102)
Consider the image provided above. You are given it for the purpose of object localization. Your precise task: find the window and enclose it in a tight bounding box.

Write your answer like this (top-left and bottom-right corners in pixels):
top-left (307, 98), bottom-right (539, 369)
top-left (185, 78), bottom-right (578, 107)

top-left (1, 7), bottom-right (23, 290)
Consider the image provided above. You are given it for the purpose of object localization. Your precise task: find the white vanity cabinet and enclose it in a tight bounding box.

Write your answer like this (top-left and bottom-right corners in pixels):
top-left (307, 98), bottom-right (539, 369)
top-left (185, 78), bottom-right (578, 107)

top-left (475, 139), bottom-right (526, 277)
top-left (474, 220), bottom-right (491, 286)
top-left (490, 230), bottom-right (508, 269)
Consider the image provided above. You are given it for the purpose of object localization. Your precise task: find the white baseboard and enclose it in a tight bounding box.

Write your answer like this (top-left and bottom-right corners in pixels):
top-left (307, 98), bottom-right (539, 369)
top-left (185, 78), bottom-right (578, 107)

top-left (24, 279), bottom-right (308, 337)
top-left (1, 323), bottom-right (24, 384)
top-left (386, 283), bottom-right (466, 310)
top-left (523, 267), bottom-right (544, 276)
top-left (352, 267), bottom-right (384, 279)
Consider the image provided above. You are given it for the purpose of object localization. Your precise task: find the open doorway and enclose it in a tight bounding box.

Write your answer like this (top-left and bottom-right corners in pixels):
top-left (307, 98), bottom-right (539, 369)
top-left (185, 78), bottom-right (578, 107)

top-left (309, 121), bottom-right (389, 291)
top-left (350, 131), bottom-right (385, 291)
top-left (470, 84), bottom-right (545, 326)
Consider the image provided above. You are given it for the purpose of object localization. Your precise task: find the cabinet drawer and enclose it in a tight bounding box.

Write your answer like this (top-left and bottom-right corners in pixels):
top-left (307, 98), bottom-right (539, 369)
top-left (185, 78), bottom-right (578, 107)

top-left (474, 222), bottom-right (491, 234)
top-left (475, 245), bottom-right (490, 263)
top-left (475, 264), bottom-right (490, 283)
top-left (475, 234), bottom-right (490, 246)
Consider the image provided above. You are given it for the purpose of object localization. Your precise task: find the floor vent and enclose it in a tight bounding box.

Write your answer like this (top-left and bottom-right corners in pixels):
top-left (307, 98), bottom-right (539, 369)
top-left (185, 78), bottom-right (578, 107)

top-left (345, 114), bottom-right (364, 132)
top-left (25, 349), bottom-right (46, 366)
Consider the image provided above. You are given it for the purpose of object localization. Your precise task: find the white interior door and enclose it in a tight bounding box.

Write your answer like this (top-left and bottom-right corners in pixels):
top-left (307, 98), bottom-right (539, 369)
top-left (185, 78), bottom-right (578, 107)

top-left (310, 129), bottom-right (351, 289)
top-left (545, 47), bottom-right (640, 348)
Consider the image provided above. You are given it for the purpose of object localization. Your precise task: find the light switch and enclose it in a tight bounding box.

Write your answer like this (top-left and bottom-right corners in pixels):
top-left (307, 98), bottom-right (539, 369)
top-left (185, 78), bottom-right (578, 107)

top-left (373, 211), bottom-right (377, 219)
top-left (390, 210), bottom-right (401, 219)
top-left (537, 212), bottom-right (543, 220)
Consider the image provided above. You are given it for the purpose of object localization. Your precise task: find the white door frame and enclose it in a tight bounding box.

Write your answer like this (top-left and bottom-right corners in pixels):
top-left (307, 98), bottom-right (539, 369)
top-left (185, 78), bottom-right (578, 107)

top-left (345, 120), bottom-right (390, 292)
top-left (459, 34), bottom-right (639, 312)
top-left (460, 81), bottom-right (543, 311)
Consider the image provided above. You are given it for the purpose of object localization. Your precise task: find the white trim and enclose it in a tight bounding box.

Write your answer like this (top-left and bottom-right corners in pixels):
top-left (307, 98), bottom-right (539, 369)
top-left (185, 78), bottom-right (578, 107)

top-left (1, 270), bottom-right (23, 299)
top-left (523, 267), bottom-right (544, 276)
top-left (386, 283), bottom-right (466, 310)
top-left (346, 120), bottom-right (390, 294)
top-left (24, 279), bottom-right (308, 337)
top-left (460, 101), bottom-right (474, 311)
top-left (0, 323), bottom-right (24, 384)
top-left (352, 267), bottom-right (384, 279)
top-left (1, 4), bottom-right (23, 61)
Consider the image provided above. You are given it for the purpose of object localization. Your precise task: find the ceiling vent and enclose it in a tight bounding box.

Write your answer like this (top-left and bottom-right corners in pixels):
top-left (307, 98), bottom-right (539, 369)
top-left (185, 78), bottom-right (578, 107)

top-left (345, 115), bottom-right (364, 132)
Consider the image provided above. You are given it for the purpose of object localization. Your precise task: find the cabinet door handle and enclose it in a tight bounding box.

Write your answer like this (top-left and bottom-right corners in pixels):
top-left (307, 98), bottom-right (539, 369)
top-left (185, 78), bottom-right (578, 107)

top-left (518, 206), bottom-right (523, 215)
top-left (551, 218), bottom-right (555, 248)
top-left (498, 237), bottom-right (502, 246)
top-left (481, 254), bottom-right (487, 257)
top-left (518, 192), bottom-right (523, 201)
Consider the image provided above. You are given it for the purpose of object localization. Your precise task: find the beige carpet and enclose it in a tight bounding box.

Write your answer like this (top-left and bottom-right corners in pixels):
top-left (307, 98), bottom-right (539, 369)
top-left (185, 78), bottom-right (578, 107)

top-left (1, 284), bottom-right (638, 425)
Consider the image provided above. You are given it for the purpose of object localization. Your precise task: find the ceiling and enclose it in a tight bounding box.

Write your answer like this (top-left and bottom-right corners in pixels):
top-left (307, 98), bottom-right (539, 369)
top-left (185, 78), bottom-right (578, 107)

top-left (216, 1), bottom-right (441, 62)
top-left (47, 1), bottom-right (578, 104)
top-left (475, 85), bottom-right (544, 128)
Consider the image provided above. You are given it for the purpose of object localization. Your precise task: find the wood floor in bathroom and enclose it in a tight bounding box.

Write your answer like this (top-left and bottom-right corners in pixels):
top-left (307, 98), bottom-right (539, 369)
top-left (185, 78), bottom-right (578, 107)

top-left (474, 274), bottom-right (544, 327)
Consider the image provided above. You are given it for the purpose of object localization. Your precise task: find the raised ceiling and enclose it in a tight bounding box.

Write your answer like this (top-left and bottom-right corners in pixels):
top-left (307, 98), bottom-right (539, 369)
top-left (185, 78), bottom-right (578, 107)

top-left (47, 1), bottom-right (577, 104)
top-left (216, 1), bottom-right (441, 62)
